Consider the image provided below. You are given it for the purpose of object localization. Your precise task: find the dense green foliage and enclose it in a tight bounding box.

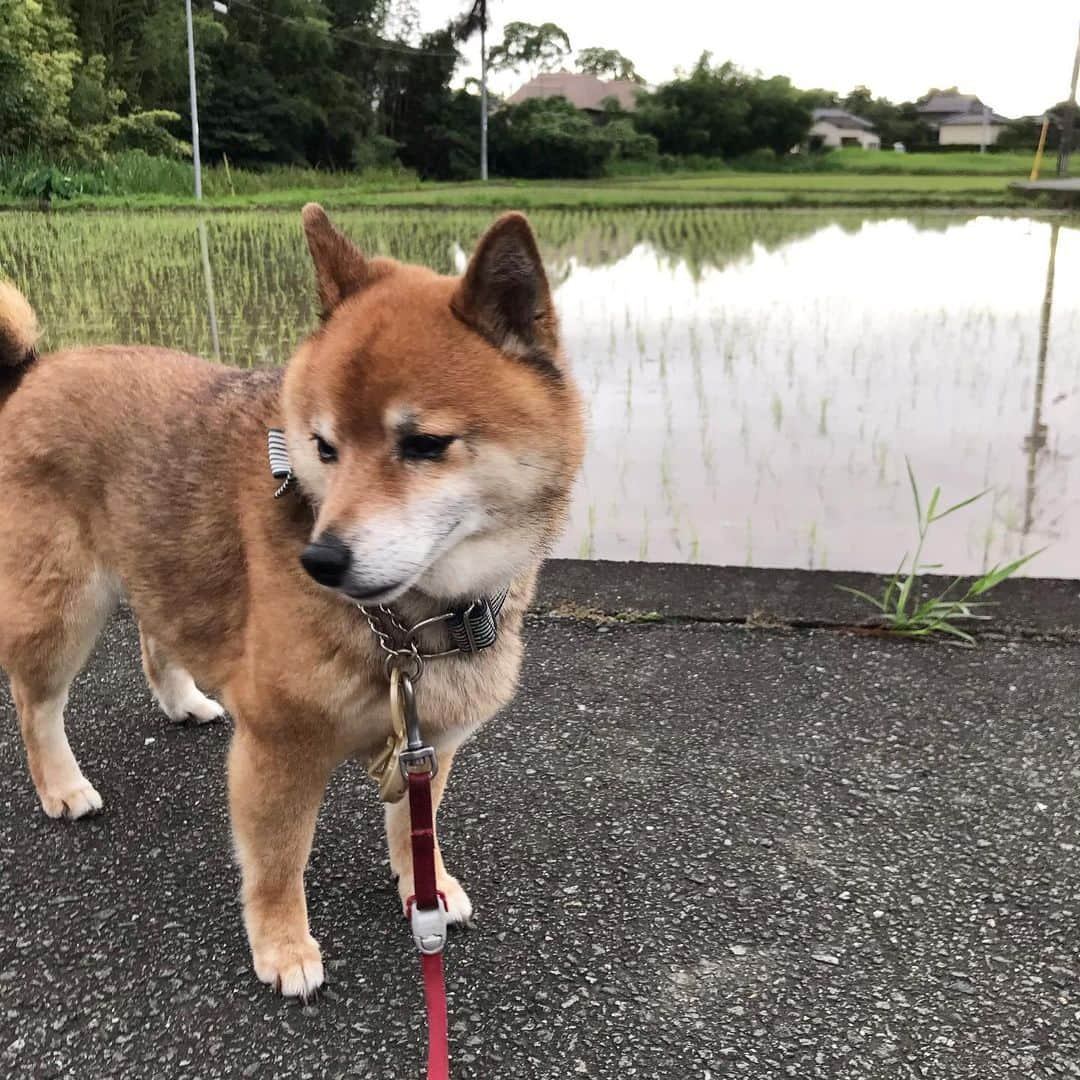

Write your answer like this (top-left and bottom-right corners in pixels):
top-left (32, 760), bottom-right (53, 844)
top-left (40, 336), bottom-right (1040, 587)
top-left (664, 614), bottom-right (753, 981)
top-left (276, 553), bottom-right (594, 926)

top-left (835, 86), bottom-right (933, 150)
top-left (0, 0), bottom-right (187, 159)
top-left (486, 20), bottom-right (570, 76)
top-left (635, 56), bottom-right (812, 159)
top-left (0, 4), bottom-right (1062, 190)
top-left (490, 97), bottom-right (656, 178)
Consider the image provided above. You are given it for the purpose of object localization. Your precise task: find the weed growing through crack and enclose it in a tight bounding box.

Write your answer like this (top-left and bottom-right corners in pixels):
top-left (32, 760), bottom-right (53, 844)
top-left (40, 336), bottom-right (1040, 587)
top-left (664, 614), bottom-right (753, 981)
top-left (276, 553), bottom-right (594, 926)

top-left (838, 460), bottom-right (1042, 645)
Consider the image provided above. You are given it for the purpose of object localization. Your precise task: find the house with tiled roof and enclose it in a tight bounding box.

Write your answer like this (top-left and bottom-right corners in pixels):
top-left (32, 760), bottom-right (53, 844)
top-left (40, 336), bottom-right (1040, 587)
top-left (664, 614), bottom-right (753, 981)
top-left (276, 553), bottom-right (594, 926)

top-left (917, 92), bottom-right (1010, 146)
top-left (809, 108), bottom-right (881, 150)
top-left (506, 71), bottom-right (641, 115)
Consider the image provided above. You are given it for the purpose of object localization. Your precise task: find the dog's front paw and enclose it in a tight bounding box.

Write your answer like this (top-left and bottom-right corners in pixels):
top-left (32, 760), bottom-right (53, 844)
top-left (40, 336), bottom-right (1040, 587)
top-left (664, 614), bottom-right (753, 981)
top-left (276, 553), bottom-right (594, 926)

top-left (252, 934), bottom-right (324, 999)
top-left (162, 688), bottom-right (226, 725)
top-left (39, 780), bottom-right (103, 820)
top-left (179, 693), bottom-right (226, 725)
top-left (398, 873), bottom-right (474, 926)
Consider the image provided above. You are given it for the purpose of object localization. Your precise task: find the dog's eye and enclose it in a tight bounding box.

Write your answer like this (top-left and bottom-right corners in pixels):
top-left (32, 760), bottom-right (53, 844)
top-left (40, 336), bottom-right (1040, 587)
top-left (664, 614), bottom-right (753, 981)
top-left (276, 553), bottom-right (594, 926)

top-left (312, 434), bottom-right (338, 463)
top-left (400, 433), bottom-right (456, 461)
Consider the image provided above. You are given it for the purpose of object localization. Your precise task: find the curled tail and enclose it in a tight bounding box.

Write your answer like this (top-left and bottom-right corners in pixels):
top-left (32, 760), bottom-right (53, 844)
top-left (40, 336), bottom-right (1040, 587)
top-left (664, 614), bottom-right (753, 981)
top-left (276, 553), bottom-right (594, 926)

top-left (0, 282), bottom-right (40, 369)
top-left (0, 283), bottom-right (40, 405)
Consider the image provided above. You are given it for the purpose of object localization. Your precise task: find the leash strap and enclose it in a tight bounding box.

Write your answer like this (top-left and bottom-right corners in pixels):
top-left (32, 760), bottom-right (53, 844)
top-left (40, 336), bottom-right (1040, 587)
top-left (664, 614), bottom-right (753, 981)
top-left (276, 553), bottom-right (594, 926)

top-left (409, 772), bottom-right (439, 908)
top-left (408, 771), bottom-right (451, 1080)
top-left (422, 953), bottom-right (449, 1080)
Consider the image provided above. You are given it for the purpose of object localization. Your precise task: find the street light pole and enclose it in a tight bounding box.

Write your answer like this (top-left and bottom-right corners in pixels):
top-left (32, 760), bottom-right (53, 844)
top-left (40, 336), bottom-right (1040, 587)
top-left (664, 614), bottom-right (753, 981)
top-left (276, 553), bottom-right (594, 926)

top-left (479, 1), bottom-right (489, 181)
top-left (185, 0), bottom-right (203, 200)
top-left (1058, 20), bottom-right (1080, 177)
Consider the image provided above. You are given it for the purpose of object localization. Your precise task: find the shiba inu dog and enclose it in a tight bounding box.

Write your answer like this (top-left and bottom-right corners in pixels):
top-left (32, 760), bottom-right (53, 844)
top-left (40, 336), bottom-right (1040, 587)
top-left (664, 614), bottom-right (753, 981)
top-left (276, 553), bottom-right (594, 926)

top-left (0, 206), bottom-right (584, 998)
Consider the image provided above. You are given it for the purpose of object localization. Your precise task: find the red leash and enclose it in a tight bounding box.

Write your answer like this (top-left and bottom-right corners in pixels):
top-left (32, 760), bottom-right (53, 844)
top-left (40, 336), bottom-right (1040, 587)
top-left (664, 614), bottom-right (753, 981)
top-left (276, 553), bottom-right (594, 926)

top-left (406, 769), bottom-right (451, 1080)
top-left (421, 953), bottom-right (449, 1080)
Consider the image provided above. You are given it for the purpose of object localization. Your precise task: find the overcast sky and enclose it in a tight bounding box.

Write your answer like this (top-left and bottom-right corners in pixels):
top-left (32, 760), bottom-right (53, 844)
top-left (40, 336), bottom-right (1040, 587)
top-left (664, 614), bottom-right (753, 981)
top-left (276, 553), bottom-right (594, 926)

top-left (418, 1), bottom-right (1080, 117)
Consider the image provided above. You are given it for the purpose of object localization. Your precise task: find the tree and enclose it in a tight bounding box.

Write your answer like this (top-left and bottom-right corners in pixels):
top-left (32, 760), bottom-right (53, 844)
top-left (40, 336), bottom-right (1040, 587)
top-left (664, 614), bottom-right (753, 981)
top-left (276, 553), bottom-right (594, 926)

top-left (0, 0), bottom-right (81, 156)
top-left (491, 95), bottom-right (654, 178)
top-left (487, 21), bottom-right (571, 78)
top-left (634, 54), bottom-right (811, 159)
top-left (576, 46), bottom-right (643, 83)
top-left (384, 0), bottom-right (420, 43)
top-left (801, 87), bottom-right (839, 109)
top-left (840, 85), bottom-right (932, 149)
top-left (997, 104), bottom-right (1069, 151)
top-left (746, 74), bottom-right (813, 156)
top-left (383, 25), bottom-right (475, 179)
top-left (0, 0), bottom-right (181, 160)
top-left (917, 86), bottom-right (962, 104)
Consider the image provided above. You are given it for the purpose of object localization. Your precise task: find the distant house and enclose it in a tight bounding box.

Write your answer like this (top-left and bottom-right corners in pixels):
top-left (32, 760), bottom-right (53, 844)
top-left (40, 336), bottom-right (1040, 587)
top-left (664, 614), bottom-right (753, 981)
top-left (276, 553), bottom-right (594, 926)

top-left (938, 110), bottom-right (1010, 146)
top-left (506, 71), bottom-right (641, 116)
top-left (917, 92), bottom-right (984, 125)
top-left (917, 93), bottom-right (1009, 146)
top-left (808, 108), bottom-right (881, 150)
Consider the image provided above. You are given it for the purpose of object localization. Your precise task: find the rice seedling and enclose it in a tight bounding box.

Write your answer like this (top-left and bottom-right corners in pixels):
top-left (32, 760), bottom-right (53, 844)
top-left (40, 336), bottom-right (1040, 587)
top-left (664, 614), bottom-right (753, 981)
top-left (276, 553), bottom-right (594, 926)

top-left (577, 505), bottom-right (596, 559)
top-left (1, 207), bottom-right (1075, 571)
top-left (771, 393), bottom-right (783, 431)
top-left (838, 460), bottom-right (1042, 645)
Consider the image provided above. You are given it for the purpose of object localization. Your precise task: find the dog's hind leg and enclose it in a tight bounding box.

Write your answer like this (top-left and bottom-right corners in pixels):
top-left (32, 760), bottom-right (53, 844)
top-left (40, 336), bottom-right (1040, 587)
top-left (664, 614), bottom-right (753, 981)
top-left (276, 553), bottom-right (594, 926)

top-left (3, 566), bottom-right (118, 820)
top-left (139, 629), bottom-right (224, 725)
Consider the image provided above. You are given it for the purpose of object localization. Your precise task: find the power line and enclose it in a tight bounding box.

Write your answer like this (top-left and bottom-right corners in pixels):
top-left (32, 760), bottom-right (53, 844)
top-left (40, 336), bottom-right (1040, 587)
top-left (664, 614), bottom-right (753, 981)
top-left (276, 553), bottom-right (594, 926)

top-left (218, 0), bottom-right (460, 59)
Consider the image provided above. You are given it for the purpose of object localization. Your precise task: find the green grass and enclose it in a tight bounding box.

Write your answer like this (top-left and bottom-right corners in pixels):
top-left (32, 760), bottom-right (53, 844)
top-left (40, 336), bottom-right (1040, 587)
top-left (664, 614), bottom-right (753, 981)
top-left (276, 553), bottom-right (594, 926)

top-left (838, 461), bottom-right (1041, 645)
top-left (0, 171), bottom-right (1028, 213)
top-left (0, 145), bottom-right (1051, 212)
top-left (807, 148), bottom-right (1041, 176)
top-left (0, 150), bottom-right (416, 200)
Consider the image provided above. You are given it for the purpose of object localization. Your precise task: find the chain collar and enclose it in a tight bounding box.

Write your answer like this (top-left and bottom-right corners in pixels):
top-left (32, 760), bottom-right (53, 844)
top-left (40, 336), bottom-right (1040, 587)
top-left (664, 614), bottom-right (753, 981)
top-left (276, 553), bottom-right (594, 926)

top-left (358, 587), bottom-right (509, 680)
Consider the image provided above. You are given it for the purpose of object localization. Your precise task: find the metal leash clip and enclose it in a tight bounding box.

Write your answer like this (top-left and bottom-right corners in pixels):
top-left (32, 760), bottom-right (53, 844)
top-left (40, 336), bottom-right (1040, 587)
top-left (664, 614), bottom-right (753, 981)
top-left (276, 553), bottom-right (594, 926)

top-left (367, 666), bottom-right (408, 802)
top-left (396, 670), bottom-right (439, 779)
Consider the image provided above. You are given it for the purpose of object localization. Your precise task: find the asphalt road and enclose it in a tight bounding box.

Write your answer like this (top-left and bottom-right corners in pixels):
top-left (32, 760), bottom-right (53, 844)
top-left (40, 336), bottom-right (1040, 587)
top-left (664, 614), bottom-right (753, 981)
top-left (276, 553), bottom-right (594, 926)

top-left (2, 565), bottom-right (1080, 1079)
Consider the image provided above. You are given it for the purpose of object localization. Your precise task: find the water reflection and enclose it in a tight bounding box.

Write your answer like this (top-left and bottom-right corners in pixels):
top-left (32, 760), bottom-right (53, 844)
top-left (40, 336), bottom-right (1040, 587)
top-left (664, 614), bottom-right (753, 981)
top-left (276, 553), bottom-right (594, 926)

top-left (554, 215), bottom-right (1079, 576)
top-left (197, 218), bottom-right (221, 362)
top-left (1, 209), bottom-right (1076, 575)
top-left (1022, 222), bottom-right (1058, 541)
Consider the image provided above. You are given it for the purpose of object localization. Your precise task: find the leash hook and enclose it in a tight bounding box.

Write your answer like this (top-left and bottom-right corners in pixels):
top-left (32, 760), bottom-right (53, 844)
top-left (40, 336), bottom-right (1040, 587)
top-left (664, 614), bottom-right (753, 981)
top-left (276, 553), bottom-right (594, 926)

top-left (397, 671), bottom-right (439, 779)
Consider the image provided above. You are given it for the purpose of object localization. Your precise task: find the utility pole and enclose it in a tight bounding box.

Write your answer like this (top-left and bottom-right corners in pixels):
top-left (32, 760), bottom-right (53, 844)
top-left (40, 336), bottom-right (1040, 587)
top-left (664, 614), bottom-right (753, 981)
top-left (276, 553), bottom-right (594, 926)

top-left (479, 0), bottom-right (489, 181)
top-left (183, 0), bottom-right (222, 357)
top-left (185, 0), bottom-right (203, 199)
top-left (1023, 222), bottom-right (1059, 537)
top-left (1058, 19), bottom-right (1080, 177)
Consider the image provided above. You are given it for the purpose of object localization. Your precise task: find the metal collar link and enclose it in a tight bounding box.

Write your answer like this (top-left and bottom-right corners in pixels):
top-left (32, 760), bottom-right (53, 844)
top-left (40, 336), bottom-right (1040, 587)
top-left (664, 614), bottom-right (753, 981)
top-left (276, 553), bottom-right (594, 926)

top-left (358, 587), bottom-right (508, 681)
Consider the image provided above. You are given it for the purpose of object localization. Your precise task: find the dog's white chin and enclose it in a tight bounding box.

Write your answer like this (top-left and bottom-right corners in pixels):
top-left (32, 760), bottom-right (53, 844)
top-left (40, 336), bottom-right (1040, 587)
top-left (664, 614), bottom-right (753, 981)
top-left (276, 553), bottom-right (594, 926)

top-left (334, 520), bottom-right (537, 609)
top-left (415, 529), bottom-right (535, 602)
top-left (340, 581), bottom-right (413, 606)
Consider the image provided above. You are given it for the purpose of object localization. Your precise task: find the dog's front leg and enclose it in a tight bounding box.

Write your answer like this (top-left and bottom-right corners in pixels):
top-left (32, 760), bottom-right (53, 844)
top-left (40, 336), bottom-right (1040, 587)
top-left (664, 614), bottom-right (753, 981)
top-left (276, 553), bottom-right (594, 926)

top-left (228, 726), bottom-right (332, 998)
top-left (385, 748), bottom-right (473, 925)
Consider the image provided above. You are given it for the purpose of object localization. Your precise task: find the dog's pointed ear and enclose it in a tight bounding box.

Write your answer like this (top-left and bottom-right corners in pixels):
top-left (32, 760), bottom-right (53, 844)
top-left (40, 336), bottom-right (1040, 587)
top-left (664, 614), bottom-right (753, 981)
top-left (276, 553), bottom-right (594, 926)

top-left (302, 203), bottom-right (369, 319)
top-left (452, 213), bottom-right (557, 365)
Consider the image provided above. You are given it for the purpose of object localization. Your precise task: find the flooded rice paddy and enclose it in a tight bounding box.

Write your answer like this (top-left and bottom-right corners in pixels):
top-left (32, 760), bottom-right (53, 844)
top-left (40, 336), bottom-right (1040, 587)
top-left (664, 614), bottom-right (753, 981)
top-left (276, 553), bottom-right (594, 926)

top-left (1, 208), bottom-right (1077, 576)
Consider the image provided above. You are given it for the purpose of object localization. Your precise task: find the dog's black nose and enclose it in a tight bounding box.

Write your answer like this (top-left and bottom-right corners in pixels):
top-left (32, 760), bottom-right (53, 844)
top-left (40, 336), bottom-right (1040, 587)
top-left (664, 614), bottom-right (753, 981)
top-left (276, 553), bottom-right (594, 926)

top-left (300, 533), bottom-right (351, 588)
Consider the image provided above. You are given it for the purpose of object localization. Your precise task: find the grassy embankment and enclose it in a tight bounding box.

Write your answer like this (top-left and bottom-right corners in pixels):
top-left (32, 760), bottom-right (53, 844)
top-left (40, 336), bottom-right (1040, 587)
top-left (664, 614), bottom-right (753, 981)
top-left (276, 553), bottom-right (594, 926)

top-left (0, 149), bottom-right (1048, 212)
